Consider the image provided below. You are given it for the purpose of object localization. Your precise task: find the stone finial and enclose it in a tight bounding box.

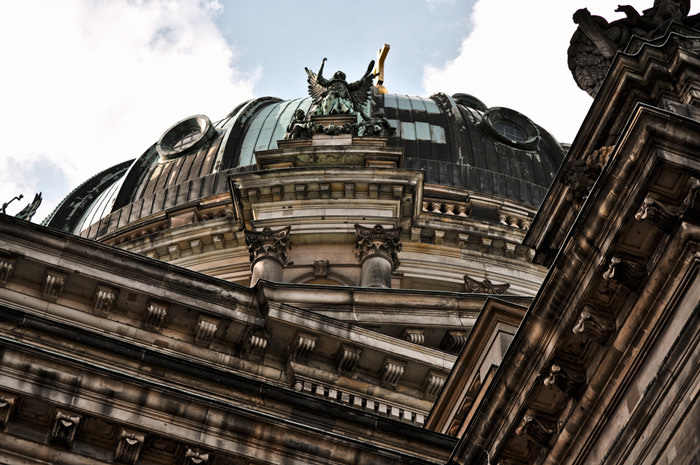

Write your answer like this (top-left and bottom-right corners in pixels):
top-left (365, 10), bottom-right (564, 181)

top-left (354, 224), bottom-right (402, 269)
top-left (114, 428), bottom-right (145, 464)
top-left (51, 410), bottom-right (81, 446)
top-left (244, 226), bottom-right (292, 266)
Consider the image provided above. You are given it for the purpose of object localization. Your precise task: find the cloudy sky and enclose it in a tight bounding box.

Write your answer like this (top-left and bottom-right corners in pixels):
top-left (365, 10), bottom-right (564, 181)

top-left (1, 0), bottom-right (694, 222)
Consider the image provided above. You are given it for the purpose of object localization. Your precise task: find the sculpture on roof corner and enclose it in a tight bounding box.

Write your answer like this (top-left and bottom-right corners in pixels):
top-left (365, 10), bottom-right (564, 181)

top-left (1, 192), bottom-right (42, 222)
top-left (305, 58), bottom-right (378, 118)
top-left (568, 0), bottom-right (699, 97)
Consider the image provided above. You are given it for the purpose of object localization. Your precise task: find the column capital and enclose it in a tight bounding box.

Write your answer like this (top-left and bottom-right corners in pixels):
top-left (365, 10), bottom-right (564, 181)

top-left (354, 224), bottom-right (402, 270)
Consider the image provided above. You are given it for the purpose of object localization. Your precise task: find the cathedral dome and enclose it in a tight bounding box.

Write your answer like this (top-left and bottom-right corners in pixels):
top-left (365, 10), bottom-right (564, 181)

top-left (44, 91), bottom-right (565, 237)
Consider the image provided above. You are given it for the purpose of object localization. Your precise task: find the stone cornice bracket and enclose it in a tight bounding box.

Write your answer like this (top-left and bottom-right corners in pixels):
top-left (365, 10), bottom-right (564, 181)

top-left (381, 358), bottom-right (406, 387)
top-left (0, 392), bottom-right (17, 427)
top-left (635, 177), bottom-right (700, 231)
top-left (93, 284), bottom-right (117, 313)
top-left (292, 332), bottom-right (317, 360)
top-left (42, 269), bottom-right (67, 301)
top-left (194, 315), bottom-right (219, 346)
top-left (244, 225), bottom-right (292, 267)
top-left (561, 145), bottom-right (614, 210)
top-left (602, 255), bottom-right (646, 290)
top-left (514, 411), bottom-right (557, 448)
top-left (145, 301), bottom-right (168, 332)
top-left (572, 307), bottom-right (615, 344)
top-left (114, 428), bottom-right (146, 465)
top-left (354, 224), bottom-right (402, 269)
top-left (543, 363), bottom-right (586, 398)
top-left (242, 327), bottom-right (269, 358)
top-left (0, 256), bottom-right (15, 286)
top-left (464, 274), bottom-right (510, 294)
top-left (51, 410), bottom-right (81, 446)
top-left (184, 448), bottom-right (209, 465)
top-left (336, 345), bottom-right (362, 373)
top-left (424, 371), bottom-right (447, 397)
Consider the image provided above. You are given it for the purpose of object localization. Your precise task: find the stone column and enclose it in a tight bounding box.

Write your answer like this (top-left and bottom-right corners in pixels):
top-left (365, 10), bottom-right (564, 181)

top-left (244, 226), bottom-right (291, 286)
top-left (354, 224), bottom-right (402, 288)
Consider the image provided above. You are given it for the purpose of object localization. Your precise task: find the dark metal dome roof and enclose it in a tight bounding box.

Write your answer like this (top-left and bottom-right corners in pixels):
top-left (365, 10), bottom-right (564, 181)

top-left (44, 92), bottom-right (565, 235)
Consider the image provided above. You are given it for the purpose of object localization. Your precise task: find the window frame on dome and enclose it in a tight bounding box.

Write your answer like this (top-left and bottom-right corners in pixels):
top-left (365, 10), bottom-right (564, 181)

top-left (481, 107), bottom-right (540, 150)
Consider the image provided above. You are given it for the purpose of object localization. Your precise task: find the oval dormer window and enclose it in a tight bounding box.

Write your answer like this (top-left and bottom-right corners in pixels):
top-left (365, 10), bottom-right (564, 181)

top-left (157, 115), bottom-right (216, 160)
top-left (482, 107), bottom-right (539, 149)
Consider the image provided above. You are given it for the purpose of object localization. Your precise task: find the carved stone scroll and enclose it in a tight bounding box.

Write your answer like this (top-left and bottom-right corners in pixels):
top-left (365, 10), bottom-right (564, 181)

top-left (42, 270), bottom-right (67, 301)
top-left (293, 333), bottom-right (317, 360)
top-left (0, 393), bottom-right (17, 427)
top-left (515, 411), bottom-right (557, 447)
top-left (381, 358), bottom-right (406, 387)
top-left (194, 316), bottom-right (219, 346)
top-left (145, 301), bottom-right (168, 332)
top-left (543, 363), bottom-right (586, 398)
top-left (93, 284), bottom-right (117, 313)
top-left (0, 256), bottom-right (15, 286)
top-left (184, 448), bottom-right (209, 465)
top-left (572, 307), bottom-right (615, 344)
top-left (51, 410), bottom-right (81, 446)
top-left (115, 428), bottom-right (145, 464)
top-left (336, 345), bottom-right (361, 373)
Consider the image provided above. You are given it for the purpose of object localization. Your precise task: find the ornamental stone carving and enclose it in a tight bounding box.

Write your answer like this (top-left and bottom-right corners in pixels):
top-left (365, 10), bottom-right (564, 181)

top-left (543, 363), bottom-right (586, 398)
top-left (572, 307), bottom-right (615, 344)
top-left (51, 410), bottom-right (81, 446)
top-left (561, 146), bottom-right (613, 209)
top-left (184, 448), bottom-right (209, 465)
top-left (145, 301), bottom-right (168, 332)
top-left (515, 411), bottom-right (557, 447)
top-left (93, 284), bottom-right (117, 313)
top-left (42, 270), bottom-right (67, 301)
top-left (0, 392), bottom-right (17, 427)
top-left (244, 226), bottom-right (292, 266)
top-left (0, 256), bottom-right (15, 285)
top-left (354, 224), bottom-right (402, 269)
top-left (114, 428), bottom-right (145, 464)
top-left (464, 274), bottom-right (510, 294)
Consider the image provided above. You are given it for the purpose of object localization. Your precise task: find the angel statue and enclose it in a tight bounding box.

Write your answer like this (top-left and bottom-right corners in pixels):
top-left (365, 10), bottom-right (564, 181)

top-left (305, 58), bottom-right (378, 118)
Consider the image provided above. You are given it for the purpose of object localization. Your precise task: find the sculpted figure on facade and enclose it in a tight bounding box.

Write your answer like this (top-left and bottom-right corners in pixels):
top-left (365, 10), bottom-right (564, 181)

top-left (357, 109), bottom-right (396, 137)
top-left (568, 0), bottom-right (697, 96)
top-left (284, 109), bottom-right (315, 140)
top-left (305, 58), bottom-right (378, 118)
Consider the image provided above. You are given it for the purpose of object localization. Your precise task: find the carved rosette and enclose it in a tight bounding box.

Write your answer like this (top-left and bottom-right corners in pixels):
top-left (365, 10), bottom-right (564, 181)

top-left (354, 224), bottom-right (402, 270)
top-left (244, 226), bottom-right (291, 267)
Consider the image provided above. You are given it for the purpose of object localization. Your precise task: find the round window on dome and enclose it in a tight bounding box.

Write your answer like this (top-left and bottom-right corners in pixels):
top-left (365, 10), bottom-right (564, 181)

top-left (157, 115), bottom-right (216, 160)
top-left (483, 107), bottom-right (539, 149)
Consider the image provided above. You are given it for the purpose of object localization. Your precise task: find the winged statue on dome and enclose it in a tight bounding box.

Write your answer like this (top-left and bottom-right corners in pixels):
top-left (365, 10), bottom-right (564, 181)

top-left (305, 58), bottom-right (378, 119)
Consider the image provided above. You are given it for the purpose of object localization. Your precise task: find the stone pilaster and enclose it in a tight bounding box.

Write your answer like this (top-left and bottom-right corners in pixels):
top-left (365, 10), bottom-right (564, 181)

top-left (244, 225), bottom-right (291, 285)
top-left (354, 224), bottom-right (401, 288)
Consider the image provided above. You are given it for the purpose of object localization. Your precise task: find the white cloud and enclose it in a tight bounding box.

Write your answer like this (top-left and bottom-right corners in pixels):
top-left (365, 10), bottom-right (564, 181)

top-left (0, 0), bottom-right (258, 222)
top-left (422, 0), bottom-right (687, 143)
